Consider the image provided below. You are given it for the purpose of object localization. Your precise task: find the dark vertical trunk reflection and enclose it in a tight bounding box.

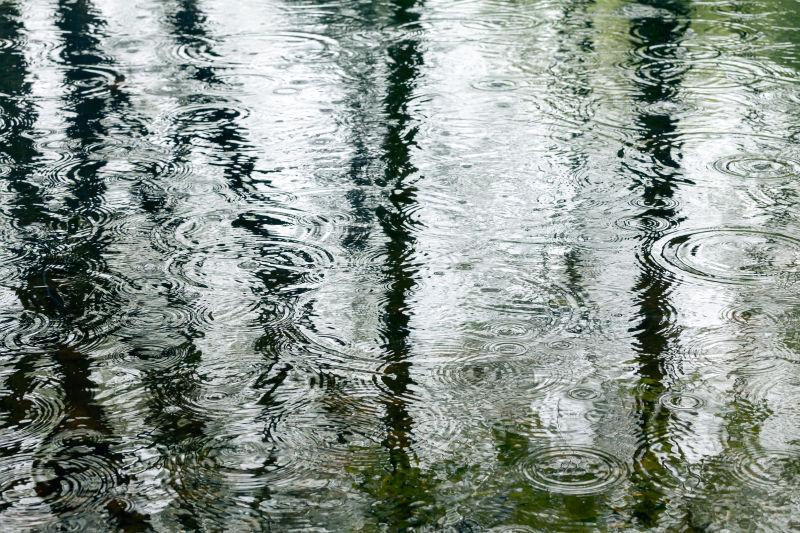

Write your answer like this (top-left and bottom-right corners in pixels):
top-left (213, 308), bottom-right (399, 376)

top-left (626, 0), bottom-right (690, 527)
top-left (0, 2), bottom-right (50, 516)
top-left (12, 0), bottom-right (150, 527)
top-left (145, 1), bottom-right (298, 524)
top-left (134, 2), bottom-right (253, 527)
top-left (370, 0), bottom-right (434, 528)
top-left (332, 1), bottom-right (383, 253)
top-left (170, 0), bottom-right (256, 196)
top-left (0, 5), bottom-right (49, 228)
top-left (555, 0), bottom-right (595, 335)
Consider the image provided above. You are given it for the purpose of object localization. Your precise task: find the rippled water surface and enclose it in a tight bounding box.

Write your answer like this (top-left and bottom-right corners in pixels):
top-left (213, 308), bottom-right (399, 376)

top-left (2, 0), bottom-right (800, 530)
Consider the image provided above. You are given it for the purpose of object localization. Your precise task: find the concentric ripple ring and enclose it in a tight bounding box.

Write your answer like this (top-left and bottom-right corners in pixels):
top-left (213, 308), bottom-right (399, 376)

top-left (519, 446), bottom-right (627, 495)
top-left (652, 228), bottom-right (800, 285)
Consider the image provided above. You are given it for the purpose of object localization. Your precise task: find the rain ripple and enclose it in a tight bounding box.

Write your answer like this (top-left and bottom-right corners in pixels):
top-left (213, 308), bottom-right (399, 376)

top-left (652, 228), bottom-right (800, 286)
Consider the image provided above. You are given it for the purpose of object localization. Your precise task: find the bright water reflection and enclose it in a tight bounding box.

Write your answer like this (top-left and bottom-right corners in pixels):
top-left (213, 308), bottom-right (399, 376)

top-left (1, 0), bottom-right (800, 529)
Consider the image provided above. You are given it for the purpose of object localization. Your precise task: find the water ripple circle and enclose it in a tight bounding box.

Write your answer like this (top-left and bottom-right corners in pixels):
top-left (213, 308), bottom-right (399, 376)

top-left (519, 446), bottom-right (627, 495)
top-left (713, 155), bottom-right (800, 180)
top-left (433, 358), bottom-right (561, 396)
top-left (659, 391), bottom-right (705, 411)
top-left (731, 450), bottom-right (800, 489)
top-left (470, 78), bottom-right (519, 92)
top-left (652, 228), bottom-right (800, 285)
top-left (615, 214), bottom-right (673, 233)
top-left (567, 387), bottom-right (599, 401)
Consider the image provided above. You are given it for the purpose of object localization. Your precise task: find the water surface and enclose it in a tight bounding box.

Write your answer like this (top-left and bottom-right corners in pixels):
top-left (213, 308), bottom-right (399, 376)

top-left (1, 0), bottom-right (800, 530)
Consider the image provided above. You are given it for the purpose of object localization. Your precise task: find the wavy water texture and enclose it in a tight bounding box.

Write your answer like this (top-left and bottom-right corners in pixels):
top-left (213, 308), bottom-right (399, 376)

top-left (0, 0), bottom-right (799, 529)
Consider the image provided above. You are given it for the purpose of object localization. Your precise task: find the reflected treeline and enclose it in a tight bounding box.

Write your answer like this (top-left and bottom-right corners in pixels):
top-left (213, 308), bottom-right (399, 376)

top-left (0, 4), bottom-right (48, 229)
